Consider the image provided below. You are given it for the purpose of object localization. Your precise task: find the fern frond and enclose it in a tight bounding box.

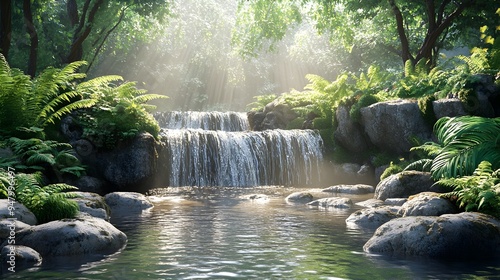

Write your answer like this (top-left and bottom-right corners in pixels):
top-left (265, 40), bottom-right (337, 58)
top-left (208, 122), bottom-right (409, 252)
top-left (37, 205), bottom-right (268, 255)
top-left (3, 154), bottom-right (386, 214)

top-left (133, 94), bottom-right (169, 104)
top-left (403, 158), bottom-right (433, 172)
top-left (42, 98), bottom-right (98, 125)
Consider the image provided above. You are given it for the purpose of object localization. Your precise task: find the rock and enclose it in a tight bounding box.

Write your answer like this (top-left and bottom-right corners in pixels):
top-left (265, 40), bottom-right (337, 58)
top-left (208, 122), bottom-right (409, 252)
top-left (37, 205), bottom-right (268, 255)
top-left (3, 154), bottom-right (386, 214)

top-left (341, 163), bottom-right (362, 174)
top-left (307, 197), bottom-right (353, 209)
top-left (322, 184), bottom-right (374, 195)
top-left (73, 176), bottom-right (107, 195)
top-left (0, 245), bottom-right (42, 272)
top-left (104, 192), bottom-right (154, 216)
top-left (285, 192), bottom-right (314, 204)
top-left (398, 192), bottom-right (457, 217)
top-left (374, 171), bottom-right (435, 201)
top-left (355, 198), bottom-right (385, 208)
top-left (334, 105), bottom-right (369, 153)
top-left (82, 133), bottom-right (160, 192)
top-left (0, 219), bottom-right (31, 245)
top-left (384, 198), bottom-right (407, 206)
top-left (432, 99), bottom-right (467, 119)
top-left (363, 212), bottom-right (500, 259)
top-left (346, 206), bottom-right (400, 229)
top-left (70, 192), bottom-right (109, 220)
top-left (7, 216), bottom-right (126, 257)
top-left (360, 99), bottom-right (433, 155)
top-left (240, 194), bottom-right (269, 202)
top-left (0, 200), bottom-right (37, 225)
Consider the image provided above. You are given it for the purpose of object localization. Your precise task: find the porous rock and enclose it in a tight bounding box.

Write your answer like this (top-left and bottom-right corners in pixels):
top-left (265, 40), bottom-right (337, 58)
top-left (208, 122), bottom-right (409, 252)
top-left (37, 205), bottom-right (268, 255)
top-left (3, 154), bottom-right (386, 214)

top-left (374, 171), bottom-right (435, 201)
top-left (346, 206), bottom-right (400, 229)
top-left (307, 197), bottom-right (352, 209)
top-left (322, 184), bottom-right (374, 195)
top-left (398, 192), bottom-right (457, 217)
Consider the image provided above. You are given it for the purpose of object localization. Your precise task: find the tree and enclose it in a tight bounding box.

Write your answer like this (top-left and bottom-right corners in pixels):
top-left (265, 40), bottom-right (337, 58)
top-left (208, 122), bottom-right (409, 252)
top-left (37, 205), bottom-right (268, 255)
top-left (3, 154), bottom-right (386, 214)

top-left (234, 0), bottom-right (499, 69)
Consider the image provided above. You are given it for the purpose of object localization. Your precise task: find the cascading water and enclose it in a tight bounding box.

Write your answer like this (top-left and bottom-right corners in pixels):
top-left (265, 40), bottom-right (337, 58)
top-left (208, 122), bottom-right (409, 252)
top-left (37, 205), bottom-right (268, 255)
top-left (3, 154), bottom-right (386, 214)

top-left (155, 111), bottom-right (323, 187)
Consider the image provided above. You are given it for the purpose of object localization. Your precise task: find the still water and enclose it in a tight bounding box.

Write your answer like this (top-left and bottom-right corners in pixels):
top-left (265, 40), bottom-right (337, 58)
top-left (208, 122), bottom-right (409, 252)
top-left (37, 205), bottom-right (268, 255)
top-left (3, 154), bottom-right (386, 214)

top-left (5, 186), bottom-right (500, 279)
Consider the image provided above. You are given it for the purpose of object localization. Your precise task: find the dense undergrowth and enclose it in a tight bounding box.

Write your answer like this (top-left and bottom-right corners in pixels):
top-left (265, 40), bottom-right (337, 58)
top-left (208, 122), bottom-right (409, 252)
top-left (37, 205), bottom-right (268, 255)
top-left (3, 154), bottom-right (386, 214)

top-left (0, 54), bottom-right (167, 223)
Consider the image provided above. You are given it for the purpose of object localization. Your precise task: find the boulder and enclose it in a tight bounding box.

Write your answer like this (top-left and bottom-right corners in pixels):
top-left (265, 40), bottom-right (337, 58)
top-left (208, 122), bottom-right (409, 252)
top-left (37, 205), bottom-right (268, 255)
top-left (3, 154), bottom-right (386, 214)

top-left (432, 99), bottom-right (467, 119)
top-left (0, 200), bottom-right (37, 225)
top-left (0, 219), bottom-right (31, 245)
top-left (73, 176), bottom-right (107, 195)
top-left (70, 192), bottom-right (109, 220)
top-left (285, 192), bottom-right (314, 204)
top-left (384, 198), bottom-right (407, 206)
top-left (355, 198), bottom-right (385, 208)
top-left (360, 99), bottom-right (433, 155)
top-left (374, 171), bottom-right (435, 201)
top-left (6, 216), bottom-right (127, 257)
top-left (398, 192), bottom-right (457, 217)
top-left (322, 184), bottom-right (374, 195)
top-left (363, 212), bottom-right (500, 259)
top-left (104, 192), bottom-right (154, 216)
top-left (334, 105), bottom-right (369, 153)
top-left (346, 206), bottom-right (400, 229)
top-left (307, 197), bottom-right (352, 209)
top-left (81, 133), bottom-right (160, 192)
top-left (0, 245), bottom-right (42, 272)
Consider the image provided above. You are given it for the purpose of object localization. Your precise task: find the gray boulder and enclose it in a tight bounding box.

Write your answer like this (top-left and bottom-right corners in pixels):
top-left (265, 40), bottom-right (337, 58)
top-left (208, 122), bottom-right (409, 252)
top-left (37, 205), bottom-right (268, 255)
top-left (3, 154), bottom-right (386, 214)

top-left (285, 192), bottom-right (314, 204)
top-left (355, 198), bottom-right (385, 208)
top-left (0, 200), bottom-right (37, 225)
top-left (374, 171), bottom-right (435, 200)
top-left (70, 192), bottom-right (109, 220)
top-left (384, 198), bottom-right (408, 206)
top-left (0, 219), bottom-right (31, 245)
top-left (360, 99), bottom-right (433, 155)
top-left (307, 197), bottom-right (352, 209)
top-left (398, 192), bottom-right (457, 217)
top-left (322, 184), bottom-right (374, 195)
top-left (363, 212), bottom-right (500, 259)
top-left (104, 192), bottom-right (154, 217)
top-left (1, 245), bottom-right (41, 272)
top-left (432, 99), bottom-right (467, 119)
top-left (346, 206), bottom-right (400, 229)
top-left (7, 216), bottom-right (127, 257)
top-left (334, 105), bottom-right (369, 153)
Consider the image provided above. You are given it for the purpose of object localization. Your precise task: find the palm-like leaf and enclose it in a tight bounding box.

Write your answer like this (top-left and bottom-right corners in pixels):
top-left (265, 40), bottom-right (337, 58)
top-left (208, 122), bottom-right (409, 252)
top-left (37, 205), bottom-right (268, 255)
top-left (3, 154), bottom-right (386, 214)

top-left (430, 116), bottom-right (500, 179)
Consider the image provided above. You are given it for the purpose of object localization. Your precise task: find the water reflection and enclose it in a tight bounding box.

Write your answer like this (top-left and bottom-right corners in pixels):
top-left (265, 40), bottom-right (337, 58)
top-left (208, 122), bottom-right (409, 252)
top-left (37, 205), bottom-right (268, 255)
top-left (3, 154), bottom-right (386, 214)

top-left (5, 187), bottom-right (500, 279)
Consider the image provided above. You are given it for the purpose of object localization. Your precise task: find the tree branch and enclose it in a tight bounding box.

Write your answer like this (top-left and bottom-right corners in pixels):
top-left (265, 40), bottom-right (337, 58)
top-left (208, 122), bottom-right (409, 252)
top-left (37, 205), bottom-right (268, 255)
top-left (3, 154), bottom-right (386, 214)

top-left (387, 0), bottom-right (414, 64)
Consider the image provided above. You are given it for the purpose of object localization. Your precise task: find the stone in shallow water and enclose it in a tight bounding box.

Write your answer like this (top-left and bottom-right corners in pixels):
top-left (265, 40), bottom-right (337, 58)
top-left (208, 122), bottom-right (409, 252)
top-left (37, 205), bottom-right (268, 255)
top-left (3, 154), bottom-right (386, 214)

top-left (104, 192), bottom-right (153, 217)
top-left (0, 245), bottom-right (42, 272)
top-left (397, 192), bottom-right (457, 217)
top-left (363, 212), bottom-right (500, 259)
top-left (285, 192), bottom-right (314, 204)
top-left (322, 184), bottom-right (374, 195)
top-left (0, 200), bottom-right (37, 225)
top-left (7, 216), bottom-right (127, 257)
top-left (307, 197), bottom-right (352, 209)
top-left (355, 198), bottom-right (385, 208)
top-left (346, 206), bottom-right (400, 230)
top-left (240, 194), bottom-right (269, 202)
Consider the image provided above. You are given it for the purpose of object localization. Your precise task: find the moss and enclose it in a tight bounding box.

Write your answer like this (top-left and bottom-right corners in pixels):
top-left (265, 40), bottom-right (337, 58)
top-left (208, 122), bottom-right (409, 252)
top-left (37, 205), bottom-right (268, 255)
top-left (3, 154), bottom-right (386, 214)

top-left (380, 161), bottom-right (404, 181)
top-left (318, 128), bottom-right (335, 150)
top-left (286, 117), bottom-right (305, 129)
top-left (349, 94), bottom-right (379, 122)
top-left (417, 94), bottom-right (437, 126)
top-left (313, 118), bottom-right (333, 129)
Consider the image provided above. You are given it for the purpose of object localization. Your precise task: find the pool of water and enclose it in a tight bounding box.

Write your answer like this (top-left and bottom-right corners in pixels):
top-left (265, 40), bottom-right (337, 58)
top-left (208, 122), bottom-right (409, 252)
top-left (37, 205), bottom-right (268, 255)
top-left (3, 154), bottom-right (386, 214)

top-left (5, 186), bottom-right (500, 279)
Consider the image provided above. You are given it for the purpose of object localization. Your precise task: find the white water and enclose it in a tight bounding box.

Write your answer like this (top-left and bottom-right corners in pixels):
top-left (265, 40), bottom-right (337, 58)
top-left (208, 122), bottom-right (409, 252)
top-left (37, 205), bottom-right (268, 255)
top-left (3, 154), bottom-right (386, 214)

top-left (156, 111), bottom-right (323, 187)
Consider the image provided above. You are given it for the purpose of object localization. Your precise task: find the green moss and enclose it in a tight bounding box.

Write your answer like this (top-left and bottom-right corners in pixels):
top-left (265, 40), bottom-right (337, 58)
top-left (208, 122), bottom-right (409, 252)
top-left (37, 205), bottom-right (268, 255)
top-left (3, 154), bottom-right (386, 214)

top-left (349, 94), bottom-right (379, 122)
top-left (313, 118), bottom-right (333, 129)
top-left (286, 117), bottom-right (305, 129)
top-left (417, 94), bottom-right (437, 126)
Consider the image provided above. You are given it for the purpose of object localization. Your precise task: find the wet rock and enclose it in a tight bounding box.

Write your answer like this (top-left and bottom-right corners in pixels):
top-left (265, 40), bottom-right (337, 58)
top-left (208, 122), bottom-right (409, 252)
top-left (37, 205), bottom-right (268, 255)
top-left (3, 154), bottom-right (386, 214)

top-left (363, 212), bottom-right (500, 259)
top-left (0, 245), bottom-right (42, 272)
top-left (398, 192), bottom-right (457, 217)
top-left (240, 194), bottom-right (269, 202)
top-left (73, 175), bottom-right (107, 195)
top-left (7, 216), bottom-right (127, 257)
top-left (322, 184), bottom-right (374, 195)
top-left (432, 99), bottom-right (467, 119)
top-left (307, 197), bottom-right (352, 209)
top-left (0, 200), bottom-right (37, 225)
top-left (0, 219), bottom-right (31, 245)
top-left (285, 192), bottom-right (314, 204)
top-left (384, 198), bottom-right (407, 206)
top-left (104, 192), bottom-right (154, 216)
top-left (374, 171), bottom-right (435, 201)
top-left (356, 198), bottom-right (385, 208)
top-left (346, 206), bottom-right (400, 229)
top-left (70, 192), bottom-right (109, 220)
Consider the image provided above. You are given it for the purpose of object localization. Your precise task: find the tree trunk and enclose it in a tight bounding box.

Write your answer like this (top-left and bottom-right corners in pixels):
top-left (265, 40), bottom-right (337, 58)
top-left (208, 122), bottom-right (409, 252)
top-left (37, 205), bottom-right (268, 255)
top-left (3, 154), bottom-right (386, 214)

top-left (387, 0), bottom-right (414, 66)
top-left (23, 0), bottom-right (38, 77)
top-left (0, 0), bottom-right (12, 59)
top-left (66, 0), bottom-right (104, 63)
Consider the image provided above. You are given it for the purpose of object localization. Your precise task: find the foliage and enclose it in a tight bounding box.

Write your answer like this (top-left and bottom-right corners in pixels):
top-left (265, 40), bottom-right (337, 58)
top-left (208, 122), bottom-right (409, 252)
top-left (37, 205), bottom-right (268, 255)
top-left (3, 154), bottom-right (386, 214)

top-left (407, 116), bottom-right (500, 180)
top-left (75, 77), bottom-right (168, 149)
top-left (0, 55), bottom-right (97, 138)
top-left (380, 161), bottom-right (404, 181)
top-left (246, 94), bottom-right (277, 111)
top-left (0, 137), bottom-right (85, 182)
top-left (0, 170), bottom-right (79, 223)
top-left (439, 161), bottom-right (500, 218)
top-left (417, 94), bottom-right (437, 126)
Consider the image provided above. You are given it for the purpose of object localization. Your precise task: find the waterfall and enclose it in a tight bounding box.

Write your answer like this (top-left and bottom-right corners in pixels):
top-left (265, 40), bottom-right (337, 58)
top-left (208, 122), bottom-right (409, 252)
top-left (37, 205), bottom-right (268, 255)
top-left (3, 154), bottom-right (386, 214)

top-left (156, 112), bottom-right (323, 187)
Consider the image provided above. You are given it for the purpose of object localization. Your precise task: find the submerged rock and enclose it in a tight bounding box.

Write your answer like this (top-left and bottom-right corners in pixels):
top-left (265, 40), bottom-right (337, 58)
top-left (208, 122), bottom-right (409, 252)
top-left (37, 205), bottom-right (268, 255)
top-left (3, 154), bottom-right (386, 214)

top-left (285, 192), bottom-right (314, 204)
top-left (322, 184), bottom-right (374, 195)
top-left (240, 194), bottom-right (269, 202)
top-left (104, 192), bottom-right (154, 216)
top-left (0, 200), bottom-right (37, 225)
top-left (307, 197), bottom-right (352, 209)
top-left (8, 216), bottom-right (127, 257)
top-left (363, 212), bottom-right (500, 259)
